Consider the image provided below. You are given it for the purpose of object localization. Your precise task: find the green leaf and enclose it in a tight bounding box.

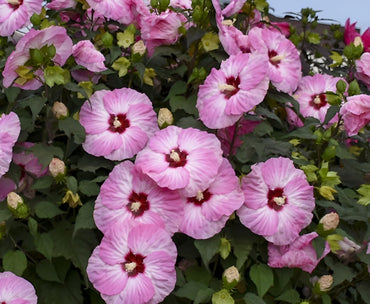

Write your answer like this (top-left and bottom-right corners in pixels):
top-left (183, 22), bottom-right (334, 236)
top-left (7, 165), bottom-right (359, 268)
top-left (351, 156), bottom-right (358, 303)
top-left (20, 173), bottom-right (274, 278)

top-left (36, 260), bottom-right (63, 283)
top-left (307, 32), bottom-right (321, 44)
top-left (228, 225), bottom-right (255, 269)
top-left (0, 206), bottom-right (12, 222)
top-left (357, 184), bottom-right (370, 206)
top-left (73, 201), bottom-right (96, 235)
top-left (249, 264), bottom-right (274, 298)
top-left (185, 265), bottom-right (212, 285)
top-left (58, 117), bottom-right (86, 144)
top-left (30, 143), bottom-right (64, 168)
top-left (111, 57), bottom-right (131, 77)
top-left (4, 87), bottom-right (20, 103)
top-left (76, 154), bottom-right (113, 173)
top-left (66, 176), bottom-right (78, 193)
top-left (79, 180), bottom-right (101, 196)
top-left (32, 176), bottom-right (54, 190)
top-left (35, 201), bottom-right (65, 219)
top-left (244, 292), bottom-right (266, 304)
top-left (35, 233), bottom-right (54, 260)
top-left (253, 121), bottom-right (273, 136)
top-left (275, 289), bottom-right (300, 303)
top-left (44, 66), bottom-right (70, 87)
top-left (36, 269), bottom-right (83, 304)
top-left (175, 281), bottom-right (211, 302)
top-left (212, 289), bottom-right (234, 304)
top-left (194, 288), bottom-right (214, 304)
top-left (330, 51), bottom-right (343, 67)
top-left (312, 235), bottom-right (326, 259)
top-left (3, 250), bottom-right (27, 276)
top-left (348, 80), bottom-right (361, 96)
top-left (357, 279), bottom-right (370, 303)
top-left (325, 256), bottom-right (356, 287)
top-left (28, 217), bottom-right (38, 237)
top-left (194, 235), bottom-right (220, 270)
top-left (321, 293), bottom-right (332, 304)
top-left (323, 105), bottom-right (340, 125)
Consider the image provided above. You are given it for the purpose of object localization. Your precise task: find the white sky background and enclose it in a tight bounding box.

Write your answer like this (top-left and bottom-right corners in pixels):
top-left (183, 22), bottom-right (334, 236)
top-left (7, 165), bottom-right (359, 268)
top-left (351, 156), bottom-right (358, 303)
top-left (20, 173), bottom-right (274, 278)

top-left (267, 0), bottom-right (370, 32)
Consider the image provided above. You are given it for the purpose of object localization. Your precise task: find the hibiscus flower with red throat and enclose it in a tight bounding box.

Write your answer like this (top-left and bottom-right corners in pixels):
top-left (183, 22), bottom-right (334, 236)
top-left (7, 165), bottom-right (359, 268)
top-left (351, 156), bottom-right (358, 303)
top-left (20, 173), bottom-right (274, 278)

top-left (197, 52), bottom-right (269, 129)
top-left (237, 157), bottom-right (315, 245)
top-left (87, 223), bottom-right (177, 304)
top-left (135, 126), bottom-right (223, 194)
top-left (79, 88), bottom-right (159, 161)
top-left (94, 161), bottom-right (184, 236)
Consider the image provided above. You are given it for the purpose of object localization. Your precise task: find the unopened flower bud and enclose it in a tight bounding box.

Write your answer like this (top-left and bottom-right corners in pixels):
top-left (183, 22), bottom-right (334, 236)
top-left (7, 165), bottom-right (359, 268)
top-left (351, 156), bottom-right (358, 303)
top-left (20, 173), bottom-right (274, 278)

top-left (336, 237), bottom-right (361, 260)
top-left (7, 192), bottom-right (29, 219)
top-left (158, 108), bottom-right (173, 128)
top-left (132, 40), bottom-right (146, 56)
top-left (354, 36), bottom-right (363, 48)
top-left (49, 158), bottom-right (66, 178)
top-left (222, 266), bottom-right (240, 290)
top-left (7, 192), bottom-right (23, 209)
top-left (52, 101), bottom-right (68, 119)
top-left (318, 275), bottom-right (333, 292)
top-left (319, 212), bottom-right (339, 231)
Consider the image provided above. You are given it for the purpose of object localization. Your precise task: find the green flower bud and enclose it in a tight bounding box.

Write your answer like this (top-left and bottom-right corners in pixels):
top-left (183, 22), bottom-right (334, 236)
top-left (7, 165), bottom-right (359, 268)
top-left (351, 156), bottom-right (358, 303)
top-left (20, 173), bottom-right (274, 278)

top-left (102, 32), bottom-right (114, 48)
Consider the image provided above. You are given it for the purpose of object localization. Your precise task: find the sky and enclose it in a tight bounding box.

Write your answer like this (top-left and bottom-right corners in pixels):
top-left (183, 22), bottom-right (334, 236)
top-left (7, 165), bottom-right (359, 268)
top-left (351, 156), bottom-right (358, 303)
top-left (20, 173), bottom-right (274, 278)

top-left (267, 0), bottom-right (370, 32)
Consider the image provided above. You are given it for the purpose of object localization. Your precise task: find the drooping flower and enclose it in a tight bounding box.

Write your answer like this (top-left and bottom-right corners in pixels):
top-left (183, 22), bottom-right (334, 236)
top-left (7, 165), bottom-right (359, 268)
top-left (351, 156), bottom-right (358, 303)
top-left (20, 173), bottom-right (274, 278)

top-left (197, 52), bottom-right (269, 129)
top-left (94, 161), bottom-right (184, 235)
top-left (0, 271), bottom-right (38, 303)
top-left (217, 116), bottom-right (261, 157)
top-left (72, 40), bottom-right (107, 72)
top-left (0, 0), bottom-right (43, 37)
top-left (237, 157), bottom-right (315, 245)
top-left (355, 52), bottom-right (370, 90)
top-left (286, 74), bottom-right (345, 127)
top-left (87, 223), bottom-right (177, 304)
top-left (135, 126), bottom-right (223, 194)
top-left (268, 232), bottom-right (330, 273)
top-left (344, 18), bottom-right (370, 52)
top-left (179, 158), bottom-right (244, 239)
top-left (0, 112), bottom-right (21, 177)
top-left (340, 94), bottom-right (370, 136)
top-left (79, 88), bottom-right (159, 161)
top-left (12, 142), bottom-right (49, 198)
top-left (140, 11), bottom-right (186, 56)
top-left (2, 26), bottom-right (73, 90)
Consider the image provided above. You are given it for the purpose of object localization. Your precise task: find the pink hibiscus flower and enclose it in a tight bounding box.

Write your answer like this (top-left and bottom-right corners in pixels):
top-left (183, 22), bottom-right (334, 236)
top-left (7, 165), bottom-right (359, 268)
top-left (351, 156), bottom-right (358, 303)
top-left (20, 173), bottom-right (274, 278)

top-left (250, 27), bottom-right (301, 93)
top-left (268, 232), bottom-right (330, 273)
top-left (79, 88), bottom-right (158, 161)
top-left (197, 52), bottom-right (269, 129)
top-left (237, 157), bottom-right (315, 245)
top-left (344, 18), bottom-right (370, 52)
top-left (179, 158), bottom-right (244, 239)
top-left (46, 0), bottom-right (76, 10)
top-left (135, 126), bottom-right (223, 194)
top-left (355, 52), bottom-right (370, 90)
top-left (340, 94), bottom-right (370, 136)
top-left (0, 0), bottom-right (42, 37)
top-left (0, 177), bottom-right (16, 201)
top-left (0, 112), bottom-right (21, 177)
top-left (286, 74), bottom-right (346, 127)
top-left (87, 223), bottom-right (177, 304)
top-left (0, 271), bottom-right (37, 303)
top-left (94, 161), bottom-right (184, 235)
top-left (140, 11), bottom-right (186, 56)
top-left (72, 40), bottom-right (107, 73)
top-left (2, 26), bottom-right (73, 90)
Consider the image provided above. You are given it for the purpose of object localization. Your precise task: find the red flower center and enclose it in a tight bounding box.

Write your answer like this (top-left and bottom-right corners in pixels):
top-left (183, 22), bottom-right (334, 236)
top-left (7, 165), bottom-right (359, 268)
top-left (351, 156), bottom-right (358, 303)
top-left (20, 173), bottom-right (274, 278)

top-left (123, 251), bottom-right (145, 277)
top-left (166, 148), bottom-right (188, 168)
top-left (8, 0), bottom-right (23, 9)
top-left (267, 188), bottom-right (287, 211)
top-left (268, 50), bottom-right (282, 67)
top-left (188, 189), bottom-right (212, 206)
top-left (127, 192), bottom-right (149, 217)
top-left (108, 113), bottom-right (130, 133)
top-left (221, 76), bottom-right (240, 99)
top-left (310, 93), bottom-right (327, 110)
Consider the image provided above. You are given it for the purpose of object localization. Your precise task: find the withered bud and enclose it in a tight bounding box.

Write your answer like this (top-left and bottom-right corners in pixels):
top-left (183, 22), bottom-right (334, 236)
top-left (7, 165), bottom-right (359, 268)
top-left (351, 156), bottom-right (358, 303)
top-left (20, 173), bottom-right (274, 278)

top-left (318, 275), bottom-right (333, 292)
top-left (132, 40), bottom-right (146, 56)
top-left (52, 101), bottom-right (68, 119)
